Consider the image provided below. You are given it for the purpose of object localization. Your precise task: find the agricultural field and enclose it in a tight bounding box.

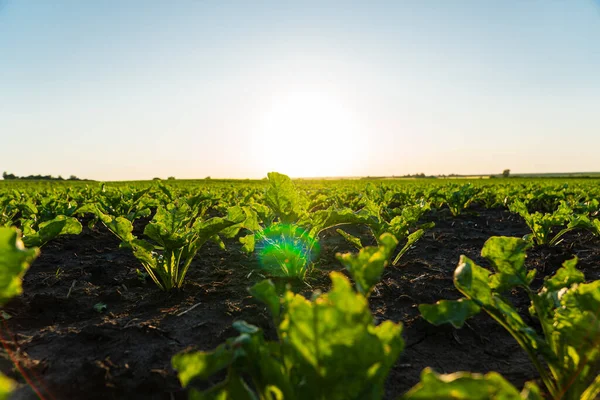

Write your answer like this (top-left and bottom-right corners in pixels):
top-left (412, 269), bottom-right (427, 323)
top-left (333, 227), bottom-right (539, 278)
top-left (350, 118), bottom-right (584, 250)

top-left (1, 174), bottom-right (599, 400)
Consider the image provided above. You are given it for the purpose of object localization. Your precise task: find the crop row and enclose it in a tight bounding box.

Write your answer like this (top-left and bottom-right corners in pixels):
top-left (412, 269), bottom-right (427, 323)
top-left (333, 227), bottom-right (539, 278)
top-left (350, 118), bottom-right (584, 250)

top-left (1, 174), bottom-right (599, 399)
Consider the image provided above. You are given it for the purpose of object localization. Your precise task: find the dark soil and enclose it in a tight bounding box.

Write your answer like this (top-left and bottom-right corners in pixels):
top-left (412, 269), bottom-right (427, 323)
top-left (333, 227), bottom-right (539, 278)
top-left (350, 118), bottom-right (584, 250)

top-left (2, 207), bottom-right (599, 399)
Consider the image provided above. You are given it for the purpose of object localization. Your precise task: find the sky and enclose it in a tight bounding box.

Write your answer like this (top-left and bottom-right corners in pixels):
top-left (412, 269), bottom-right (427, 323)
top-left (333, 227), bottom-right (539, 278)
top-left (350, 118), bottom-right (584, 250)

top-left (1, 1), bottom-right (599, 180)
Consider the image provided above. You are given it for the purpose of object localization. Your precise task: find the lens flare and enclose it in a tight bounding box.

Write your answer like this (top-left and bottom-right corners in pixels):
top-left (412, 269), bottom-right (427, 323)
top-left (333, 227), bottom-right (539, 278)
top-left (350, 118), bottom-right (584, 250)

top-left (254, 224), bottom-right (320, 278)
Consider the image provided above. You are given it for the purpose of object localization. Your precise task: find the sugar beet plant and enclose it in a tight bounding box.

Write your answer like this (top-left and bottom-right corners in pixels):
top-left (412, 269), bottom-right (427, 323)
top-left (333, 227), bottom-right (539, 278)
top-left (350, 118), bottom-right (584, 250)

top-left (172, 272), bottom-right (404, 400)
top-left (509, 200), bottom-right (571, 246)
top-left (171, 236), bottom-right (548, 399)
top-left (330, 199), bottom-right (432, 266)
top-left (444, 183), bottom-right (478, 216)
top-left (419, 236), bottom-right (600, 400)
top-left (336, 233), bottom-right (398, 297)
top-left (402, 368), bottom-right (543, 399)
top-left (240, 172), bottom-right (432, 279)
top-left (238, 172), bottom-right (316, 279)
top-left (238, 172), bottom-right (411, 279)
top-left (78, 184), bottom-right (154, 228)
top-left (21, 215), bottom-right (82, 247)
top-left (87, 201), bottom-right (244, 291)
top-left (0, 227), bottom-right (39, 399)
top-left (1, 192), bottom-right (82, 247)
top-left (510, 200), bottom-right (600, 247)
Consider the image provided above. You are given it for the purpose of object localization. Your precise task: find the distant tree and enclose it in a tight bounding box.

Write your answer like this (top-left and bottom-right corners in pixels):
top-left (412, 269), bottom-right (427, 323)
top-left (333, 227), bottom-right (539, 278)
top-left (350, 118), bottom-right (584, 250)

top-left (205, 176), bottom-right (211, 180)
top-left (68, 175), bottom-right (79, 180)
top-left (168, 176), bottom-right (176, 180)
top-left (153, 177), bottom-right (161, 181)
top-left (2, 172), bottom-right (16, 180)
top-left (502, 169), bottom-right (511, 178)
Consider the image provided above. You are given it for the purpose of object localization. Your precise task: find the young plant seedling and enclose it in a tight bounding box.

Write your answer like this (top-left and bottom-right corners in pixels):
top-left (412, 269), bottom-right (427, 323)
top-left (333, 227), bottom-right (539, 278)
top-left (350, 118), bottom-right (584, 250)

top-left (419, 236), bottom-right (600, 400)
top-left (172, 272), bottom-right (404, 400)
top-left (0, 227), bottom-right (39, 398)
top-left (509, 200), bottom-right (571, 246)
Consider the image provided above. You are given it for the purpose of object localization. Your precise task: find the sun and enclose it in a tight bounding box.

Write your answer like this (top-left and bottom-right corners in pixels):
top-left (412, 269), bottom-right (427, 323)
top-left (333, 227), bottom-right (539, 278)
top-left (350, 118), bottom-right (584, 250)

top-left (251, 89), bottom-right (363, 178)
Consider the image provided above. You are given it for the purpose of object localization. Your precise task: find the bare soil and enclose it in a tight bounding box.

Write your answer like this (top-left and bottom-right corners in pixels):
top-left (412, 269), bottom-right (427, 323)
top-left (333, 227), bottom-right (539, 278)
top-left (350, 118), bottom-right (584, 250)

top-left (2, 207), bottom-right (599, 399)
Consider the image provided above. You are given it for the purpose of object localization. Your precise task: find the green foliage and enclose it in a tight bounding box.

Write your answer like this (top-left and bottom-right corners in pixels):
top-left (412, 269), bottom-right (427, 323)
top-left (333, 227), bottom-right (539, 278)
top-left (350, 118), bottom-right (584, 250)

top-left (0, 194), bottom-right (25, 227)
top-left (0, 228), bottom-right (39, 304)
top-left (172, 272), bottom-right (404, 400)
top-left (0, 227), bottom-right (39, 399)
top-left (509, 200), bottom-right (571, 245)
top-left (445, 183), bottom-right (477, 216)
top-left (4, 176), bottom-right (600, 399)
top-left (336, 228), bottom-right (363, 250)
top-left (252, 224), bottom-right (318, 279)
top-left (419, 299), bottom-right (481, 329)
top-left (89, 201), bottom-right (244, 290)
top-left (238, 174), bottom-right (317, 278)
top-left (21, 215), bottom-right (82, 247)
top-left (76, 185), bottom-right (155, 230)
top-left (0, 374), bottom-right (15, 400)
top-left (419, 236), bottom-right (600, 400)
top-left (131, 203), bottom-right (244, 290)
top-left (336, 233), bottom-right (398, 296)
top-left (403, 368), bottom-right (542, 400)
top-left (332, 200), bottom-right (432, 266)
top-left (550, 213), bottom-right (600, 246)
top-left (264, 172), bottom-right (308, 224)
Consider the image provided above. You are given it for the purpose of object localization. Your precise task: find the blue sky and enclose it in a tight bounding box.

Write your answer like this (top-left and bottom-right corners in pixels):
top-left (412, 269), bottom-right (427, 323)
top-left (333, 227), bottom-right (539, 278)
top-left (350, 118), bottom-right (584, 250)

top-left (1, 1), bottom-right (599, 180)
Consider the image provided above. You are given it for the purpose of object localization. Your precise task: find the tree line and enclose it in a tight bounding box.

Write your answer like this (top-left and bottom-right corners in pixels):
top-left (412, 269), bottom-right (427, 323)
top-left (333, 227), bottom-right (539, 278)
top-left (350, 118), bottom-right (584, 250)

top-left (2, 172), bottom-right (86, 181)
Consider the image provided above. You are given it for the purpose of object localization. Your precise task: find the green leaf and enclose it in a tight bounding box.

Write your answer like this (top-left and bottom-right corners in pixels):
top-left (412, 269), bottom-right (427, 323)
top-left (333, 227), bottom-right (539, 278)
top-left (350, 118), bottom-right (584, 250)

top-left (336, 229), bottom-right (363, 250)
top-left (188, 371), bottom-right (258, 400)
top-left (129, 239), bottom-right (165, 290)
top-left (106, 216), bottom-right (135, 243)
top-left (454, 256), bottom-right (492, 306)
top-left (481, 236), bottom-right (532, 291)
top-left (593, 219), bottom-right (600, 236)
top-left (172, 344), bottom-right (234, 387)
top-left (157, 182), bottom-right (175, 201)
top-left (0, 228), bottom-right (39, 305)
top-left (144, 203), bottom-right (190, 248)
top-left (220, 206), bottom-right (260, 239)
top-left (240, 234), bottom-right (256, 253)
top-left (551, 281), bottom-right (600, 396)
top-left (264, 172), bottom-right (307, 223)
top-left (249, 280), bottom-right (280, 318)
top-left (403, 367), bottom-right (541, 400)
top-left (193, 216), bottom-right (243, 252)
top-left (554, 281), bottom-right (600, 349)
top-left (211, 234), bottom-right (226, 250)
top-left (489, 296), bottom-right (546, 354)
top-left (0, 373), bottom-right (16, 400)
top-left (22, 215), bottom-right (82, 247)
top-left (544, 257), bottom-right (584, 292)
top-left (335, 233), bottom-right (398, 296)
top-left (392, 228), bottom-right (425, 266)
top-left (309, 208), bottom-right (372, 237)
top-left (419, 299), bottom-right (481, 329)
top-left (581, 374), bottom-right (600, 400)
top-left (279, 271), bottom-right (404, 399)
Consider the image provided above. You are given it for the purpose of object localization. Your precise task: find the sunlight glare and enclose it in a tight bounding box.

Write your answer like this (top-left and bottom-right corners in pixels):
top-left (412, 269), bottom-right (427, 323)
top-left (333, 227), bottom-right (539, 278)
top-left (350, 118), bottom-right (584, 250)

top-left (251, 89), bottom-right (362, 178)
